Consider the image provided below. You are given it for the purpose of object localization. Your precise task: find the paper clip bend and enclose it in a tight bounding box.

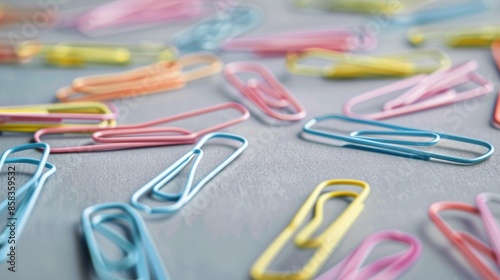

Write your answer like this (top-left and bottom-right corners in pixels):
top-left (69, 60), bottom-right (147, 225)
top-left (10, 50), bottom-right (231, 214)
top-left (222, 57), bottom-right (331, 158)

top-left (131, 132), bottom-right (248, 214)
top-left (286, 49), bottom-right (450, 79)
top-left (82, 202), bottom-right (169, 280)
top-left (224, 62), bottom-right (306, 121)
top-left (343, 60), bottom-right (494, 119)
top-left (34, 102), bottom-right (249, 153)
top-left (303, 114), bottom-right (494, 165)
top-left (250, 179), bottom-right (370, 280)
top-left (316, 230), bottom-right (421, 280)
top-left (172, 6), bottom-right (264, 53)
top-left (0, 143), bottom-right (56, 264)
top-left (55, 53), bottom-right (222, 102)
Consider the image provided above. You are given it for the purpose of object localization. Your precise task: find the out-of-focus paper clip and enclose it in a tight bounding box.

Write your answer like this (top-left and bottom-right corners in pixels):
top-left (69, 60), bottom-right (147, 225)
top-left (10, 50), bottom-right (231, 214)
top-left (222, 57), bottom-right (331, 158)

top-left (14, 40), bottom-right (178, 67)
top-left (292, 0), bottom-right (406, 14)
top-left (172, 6), bottom-right (264, 53)
top-left (0, 102), bottom-right (118, 133)
top-left (343, 60), bottom-right (494, 119)
top-left (251, 179), bottom-right (369, 280)
top-left (224, 62), bottom-right (306, 121)
top-left (74, 0), bottom-right (204, 36)
top-left (0, 143), bottom-right (56, 264)
top-left (429, 193), bottom-right (500, 280)
top-left (316, 230), bottom-right (421, 280)
top-left (0, 4), bottom-right (58, 28)
top-left (0, 40), bottom-right (38, 64)
top-left (55, 53), bottom-right (222, 102)
top-left (491, 41), bottom-right (500, 128)
top-left (131, 132), bottom-right (247, 214)
top-left (223, 27), bottom-right (377, 56)
top-left (82, 202), bottom-right (169, 279)
top-left (286, 49), bottom-right (450, 78)
top-left (34, 102), bottom-right (249, 153)
top-left (303, 114), bottom-right (494, 165)
top-left (408, 25), bottom-right (500, 48)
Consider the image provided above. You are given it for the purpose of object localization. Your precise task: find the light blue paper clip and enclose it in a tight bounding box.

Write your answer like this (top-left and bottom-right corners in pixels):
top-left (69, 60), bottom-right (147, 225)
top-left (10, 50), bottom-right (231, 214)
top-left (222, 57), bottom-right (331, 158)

top-left (172, 6), bottom-right (264, 53)
top-left (131, 132), bottom-right (248, 214)
top-left (393, 1), bottom-right (488, 25)
top-left (82, 202), bottom-right (169, 280)
top-left (302, 115), bottom-right (494, 165)
top-left (0, 143), bottom-right (56, 264)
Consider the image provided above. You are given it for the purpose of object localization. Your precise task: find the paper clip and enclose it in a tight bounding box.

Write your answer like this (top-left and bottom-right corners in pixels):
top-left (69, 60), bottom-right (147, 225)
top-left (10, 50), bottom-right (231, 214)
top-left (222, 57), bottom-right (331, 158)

top-left (0, 3), bottom-right (58, 28)
top-left (343, 60), bottom-right (494, 119)
top-left (316, 230), bottom-right (421, 280)
top-left (491, 41), bottom-right (500, 128)
top-left (408, 25), bottom-right (500, 48)
top-left (131, 132), bottom-right (247, 214)
top-left (0, 40), bottom-right (38, 64)
top-left (224, 62), bottom-right (306, 121)
top-left (82, 202), bottom-right (169, 279)
top-left (286, 49), bottom-right (451, 78)
top-left (0, 102), bottom-right (118, 133)
top-left (34, 102), bottom-right (249, 153)
top-left (55, 53), bottom-right (222, 102)
top-left (292, 0), bottom-right (406, 14)
top-left (223, 27), bottom-right (377, 56)
top-left (303, 114), bottom-right (494, 165)
top-left (172, 6), bottom-right (264, 53)
top-left (429, 193), bottom-right (500, 280)
top-left (0, 143), bottom-right (56, 264)
top-left (250, 179), bottom-right (369, 280)
top-left (74, 0), bottom-right (204, 36)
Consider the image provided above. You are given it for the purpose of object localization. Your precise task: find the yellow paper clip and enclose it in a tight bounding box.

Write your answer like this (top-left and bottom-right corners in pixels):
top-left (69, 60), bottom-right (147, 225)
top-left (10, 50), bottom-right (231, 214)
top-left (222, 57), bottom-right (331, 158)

top-left (408, 26), bottom-right (500, 47)
top-left (0, 102), bottom-right (117, 132)
top-left (250, 179), bottom-right (370, 280)
top-left (15, 40), bottom-right (178, 67)
top-left (286, 48), bottom-right (451, 78)
top-left (292, 0), bottom-right (407, 14)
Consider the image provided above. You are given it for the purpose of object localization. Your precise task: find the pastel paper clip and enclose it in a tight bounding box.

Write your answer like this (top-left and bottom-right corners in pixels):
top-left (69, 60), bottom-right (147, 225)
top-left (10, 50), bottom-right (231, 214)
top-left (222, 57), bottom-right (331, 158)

top-left (408, 25), bottom-right (500, 48)
top-left (0, 102), bottom-right (118, 133)
top-left (172, 6), bottom-right (264, 53)
top-left (250, 179), bottom-right (369, 280)
top-left (224, 62), bottom-right (306, 121)
top-left (292, 0), bottom-right (408, 14)
top-left (0, 40), bottom-right (37, 64)
top-left (286, 49), bottom-right (451, 78)
top-left (74, 0), bottom-right (204, 36)
top-left (0, 143), bottom-right (56, 264)
top-left (343, 60), bottom-right (494, 119)
top-left (82, 202), bottom-right (169, 279)
top-left (316, 230), bottom-right (421, 280)
top-left (34, 102), bottom-right (249, 153)
top-left (55, 53), bottom-right (222, 102)
top-left (131, 132), bottom-right (247, 214)
top-left (0, 4), bottom-right (58, 28)
top-left (223, 27), bottom-right (377, 56)
top-left (303, 114), bottom-right (494, 165)
top-left (429, 193), bottom-right (500, 280)
top-left (491, 41), bottom-right (500, 128)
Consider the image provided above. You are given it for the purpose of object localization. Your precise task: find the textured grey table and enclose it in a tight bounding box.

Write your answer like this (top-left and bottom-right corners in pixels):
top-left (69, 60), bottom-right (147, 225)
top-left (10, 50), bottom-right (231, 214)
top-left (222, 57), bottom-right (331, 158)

top-left (1, 1), bottom-right (500, 279)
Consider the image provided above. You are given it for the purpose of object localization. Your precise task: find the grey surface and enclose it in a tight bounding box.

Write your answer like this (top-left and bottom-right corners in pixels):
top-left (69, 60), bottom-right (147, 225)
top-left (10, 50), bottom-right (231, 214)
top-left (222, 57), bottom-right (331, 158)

top-left (1, 0), bottom-right (500, 279)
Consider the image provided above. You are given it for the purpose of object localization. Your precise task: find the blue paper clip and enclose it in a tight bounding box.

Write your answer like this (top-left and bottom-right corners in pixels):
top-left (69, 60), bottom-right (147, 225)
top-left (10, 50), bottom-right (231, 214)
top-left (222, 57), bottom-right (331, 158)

top-left (131, 132), bottom-right (248, 214)
top-left (302, 115), bottom-right (494, 165)
top-left (0, 143), bottom-right (56, 264)
top-left (82, 202), bottom-right (169, 280)
top-left (172, 6), bottom-right (264, 53)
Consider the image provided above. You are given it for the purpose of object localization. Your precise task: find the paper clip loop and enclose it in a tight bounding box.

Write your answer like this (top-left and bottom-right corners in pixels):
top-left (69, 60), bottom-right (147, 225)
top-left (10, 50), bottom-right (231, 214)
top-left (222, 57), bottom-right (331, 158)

top-left (343, 60), bottom-right (494, 119)
top-left (224, 62), bottom-right (306, 121)
top-left (0, 143), bottom-right (56, 264)
top-left (250, 179), bottom-right (369, 280)
top-left (131, 133), bottom-right (248, 214)
top-left (172, 6), bottom-right (264, 53)
top-left (223, 27), bottom-right (377, 55)
top-left (286, 49), bottom-right (450, 78)
top-left (316, 230), bottom-right (421, 280)
top-left (55, 53), bottom-right (222, 102)
top-left (0, 102), bottom-right (118, 133)
top-left (34, 102), bottom-right (249, 153)
top-left (429, 193), bottom-right (500, 280)
top-left (303, 114), bottom-right (494, 165)
top-left (82, 202), bottom-right (169, 279)
top-left (491, 41), bottom-right (500, 128)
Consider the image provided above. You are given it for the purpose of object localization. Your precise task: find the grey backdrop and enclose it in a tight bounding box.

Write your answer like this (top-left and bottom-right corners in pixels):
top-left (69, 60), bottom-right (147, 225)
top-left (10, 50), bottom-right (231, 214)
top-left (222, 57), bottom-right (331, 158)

top-left (1, 0), bottom-right (500, 279)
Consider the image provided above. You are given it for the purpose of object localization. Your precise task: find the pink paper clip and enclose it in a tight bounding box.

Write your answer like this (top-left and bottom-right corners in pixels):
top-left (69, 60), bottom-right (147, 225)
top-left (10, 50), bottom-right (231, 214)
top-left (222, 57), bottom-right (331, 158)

top-left (491, 41), bottom-right (500, 128)
top-left (343, 60), bottom-right (494, 120)
top-left (33, 102), bottom-right (249, 153)
top-left (224, 62), bottom-right (306, 121)
top-left (223, 28), bottom-right (377, 56)
top-left (74, 0), bottom-right (205, 36)
top-left (316, 230), bottom-right (421, 280)
top-left (429, 196), bottom-right (500, 280)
